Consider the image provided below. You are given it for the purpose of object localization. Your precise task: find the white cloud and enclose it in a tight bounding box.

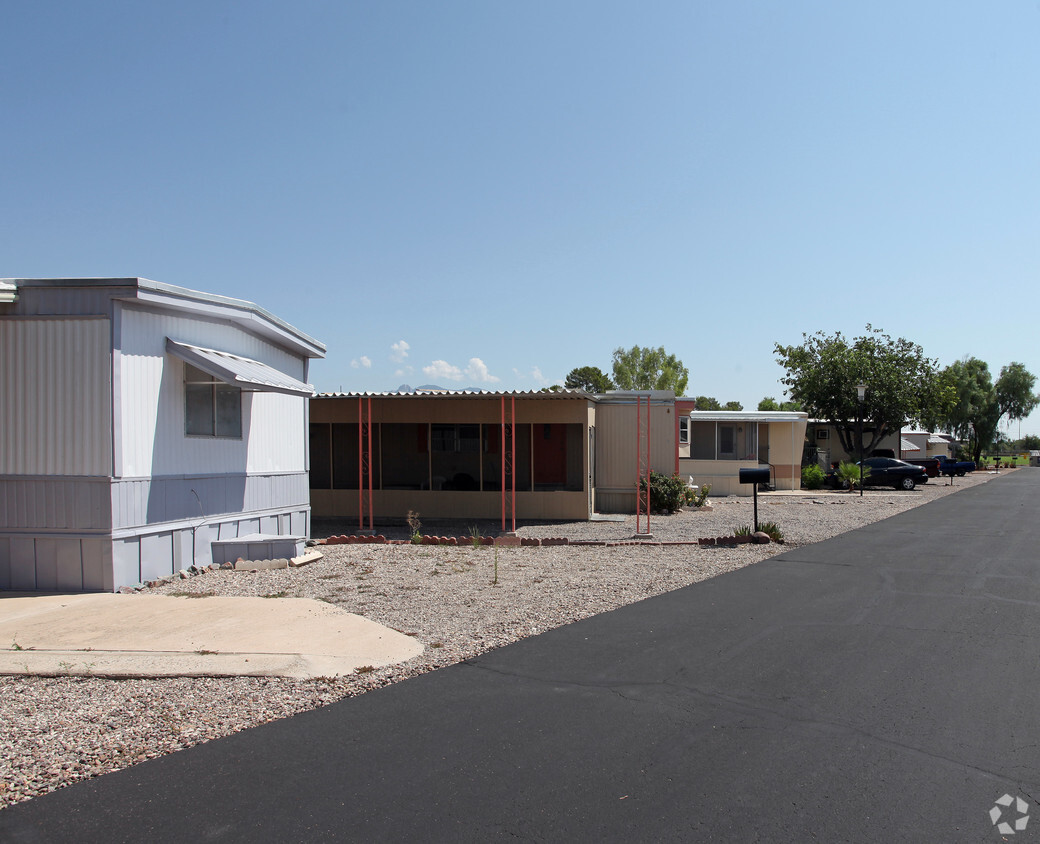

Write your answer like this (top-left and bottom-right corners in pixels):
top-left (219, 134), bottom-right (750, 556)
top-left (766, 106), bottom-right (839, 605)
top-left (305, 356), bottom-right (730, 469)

top-left (464, 358), bottom-right (500, 383)
top-left (422, 357), bottom-right (500, 384)
top-left (423, 360), bottom-right (464, 381)
top-left (351, 356), bottom-right (372, 369)
top-left (390, 340), bottom-right (410, 363)
top-left (512, 365), bottom-right (551, 385)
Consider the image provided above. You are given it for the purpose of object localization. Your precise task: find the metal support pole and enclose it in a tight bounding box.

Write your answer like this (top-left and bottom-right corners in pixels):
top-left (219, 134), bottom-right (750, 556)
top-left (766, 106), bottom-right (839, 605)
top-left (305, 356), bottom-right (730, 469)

top-left (501, 396), bottom-right (506, 532)
top-left (858, 409), bottom-right (864, 498)
top-left (366, 396), bottom-right (373, 531)
top-left (358, 396), bottom-right (363, 530)
top-left (645, 395), bottom-right (651, 534)
top-left (510, 396), bottom-right (516, 533)
top-left (753, 483), bottom-right (759, 533)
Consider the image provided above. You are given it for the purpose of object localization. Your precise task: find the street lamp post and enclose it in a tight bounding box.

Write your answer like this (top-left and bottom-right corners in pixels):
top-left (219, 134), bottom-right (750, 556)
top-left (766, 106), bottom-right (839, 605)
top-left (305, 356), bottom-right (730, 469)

top-left (856, 383), bottom-right (867, 498)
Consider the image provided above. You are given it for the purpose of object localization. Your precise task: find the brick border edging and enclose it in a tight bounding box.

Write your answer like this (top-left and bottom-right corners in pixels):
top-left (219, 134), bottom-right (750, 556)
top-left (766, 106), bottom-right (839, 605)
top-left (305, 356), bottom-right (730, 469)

top-left (317, 534), bottom-right (778, 548)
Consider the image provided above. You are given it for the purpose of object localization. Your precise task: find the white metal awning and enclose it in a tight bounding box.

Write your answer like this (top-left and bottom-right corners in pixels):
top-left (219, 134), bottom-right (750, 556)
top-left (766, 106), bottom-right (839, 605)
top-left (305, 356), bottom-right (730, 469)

top-left (0, 280), bottom-right (17, 303)
top-left (927, 434), bottom-right (948, 444)
top-left (900, 438), bottom-right (920, 452)
top-left (165, 338), bottom-right (314, 397)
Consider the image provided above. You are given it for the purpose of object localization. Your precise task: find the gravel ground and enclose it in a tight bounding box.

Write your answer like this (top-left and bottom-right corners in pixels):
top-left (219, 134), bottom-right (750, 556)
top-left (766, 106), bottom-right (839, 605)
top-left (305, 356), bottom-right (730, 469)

top-left (0, 471), bottom-right (1006, 809)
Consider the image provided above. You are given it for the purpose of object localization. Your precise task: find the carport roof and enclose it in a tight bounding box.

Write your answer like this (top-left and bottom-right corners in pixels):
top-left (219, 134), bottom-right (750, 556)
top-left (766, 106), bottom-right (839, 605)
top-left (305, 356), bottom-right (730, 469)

top-left (316, 389), bottom-right (595, 400)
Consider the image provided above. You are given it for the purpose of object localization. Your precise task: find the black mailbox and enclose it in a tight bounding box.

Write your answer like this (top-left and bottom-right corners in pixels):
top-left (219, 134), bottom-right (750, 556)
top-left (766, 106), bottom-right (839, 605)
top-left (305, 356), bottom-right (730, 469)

top-left (739, 467), bottom-right (771, 485)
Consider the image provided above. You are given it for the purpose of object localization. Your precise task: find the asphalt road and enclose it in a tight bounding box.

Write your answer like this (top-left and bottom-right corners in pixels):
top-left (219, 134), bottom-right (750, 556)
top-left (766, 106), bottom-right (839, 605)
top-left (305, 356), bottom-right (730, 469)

top-left (3, 471), bottom-right (1039, 842)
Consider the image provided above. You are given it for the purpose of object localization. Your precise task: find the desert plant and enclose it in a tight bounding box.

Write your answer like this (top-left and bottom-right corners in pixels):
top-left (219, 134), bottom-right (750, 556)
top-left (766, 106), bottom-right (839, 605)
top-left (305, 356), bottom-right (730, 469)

top-left (639, 471), bottom-right (689, 513)
top-left (407, 510), bottom-right (422, 544)
top-left (468, 524), bottom-right (484, 548)
top-left (801, 464), bottom-right (825, 490)
top-left (684, 482), bottom-right (712, 507)
top-left (733, 524), bottom-right (753, 536)
top-left (836, 461), bottom-right (870, 491)
top-left (757, 520), bottom-right (784, 543)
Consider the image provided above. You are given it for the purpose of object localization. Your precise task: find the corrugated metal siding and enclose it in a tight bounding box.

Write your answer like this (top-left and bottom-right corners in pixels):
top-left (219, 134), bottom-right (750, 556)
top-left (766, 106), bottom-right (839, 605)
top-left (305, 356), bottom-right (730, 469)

top-left (117, 307), bottom-right (306, 477)
top-left (110, 472), bottom-right (310, 530)
top-left (594, 402), bottom-right (676, 491)
top-left (0, 318), bottom-right (112, 476)
top-left (0, 477), bottom-right (111, 530)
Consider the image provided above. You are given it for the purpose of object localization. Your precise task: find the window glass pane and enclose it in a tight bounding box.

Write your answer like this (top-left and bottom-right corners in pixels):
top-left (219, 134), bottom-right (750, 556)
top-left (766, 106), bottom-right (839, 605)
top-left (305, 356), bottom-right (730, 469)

top-left (458, 424), bottom-right (480, 452)
top-left (186, 384), bottom-right (214, 435)
top-left (214, 385), bottom-right (241, 437)
top-left (309, 423), bottom-right (332, 489)
top-left (381, 423), bottom-right (427, 489)
top-left (719, 425), bottom-right (735, 458)
top-left (679, 417), bottom-right (690, 444)
top-left (431, 424), bottom-right (455, 452)
top-left (690, 422), bottom-right (715, 459)
top-left (743, 423), bottom-right (758, 460)
top-left (185, 363), bottom-right (212, 383)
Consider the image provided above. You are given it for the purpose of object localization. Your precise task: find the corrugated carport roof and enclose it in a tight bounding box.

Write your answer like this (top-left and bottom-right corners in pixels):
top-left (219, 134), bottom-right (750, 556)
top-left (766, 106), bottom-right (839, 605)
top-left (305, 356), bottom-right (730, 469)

top-left (316, 389), bottom-right (595, 400)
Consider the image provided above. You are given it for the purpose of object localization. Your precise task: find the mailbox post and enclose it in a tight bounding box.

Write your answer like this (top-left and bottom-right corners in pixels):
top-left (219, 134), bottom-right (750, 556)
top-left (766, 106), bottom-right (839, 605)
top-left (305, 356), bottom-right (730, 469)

top-left (738, 467), bottom-right (771, 532)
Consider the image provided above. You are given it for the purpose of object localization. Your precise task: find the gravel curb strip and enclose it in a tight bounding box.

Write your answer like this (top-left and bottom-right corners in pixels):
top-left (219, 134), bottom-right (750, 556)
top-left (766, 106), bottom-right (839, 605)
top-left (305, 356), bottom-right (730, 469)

top-left (0, 472), bottom-right (1005, 809)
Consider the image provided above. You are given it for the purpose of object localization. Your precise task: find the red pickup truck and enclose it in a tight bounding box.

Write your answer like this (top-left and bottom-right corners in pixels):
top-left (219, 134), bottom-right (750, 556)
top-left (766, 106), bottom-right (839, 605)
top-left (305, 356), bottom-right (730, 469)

top-left (902, 457), bottom-right (940, 477)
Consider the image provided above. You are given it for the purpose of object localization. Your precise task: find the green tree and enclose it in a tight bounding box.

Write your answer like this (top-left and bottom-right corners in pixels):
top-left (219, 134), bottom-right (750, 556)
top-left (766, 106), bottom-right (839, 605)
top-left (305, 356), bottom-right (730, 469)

top-left (758, 396), bottom-right (803, 412)
top-left (1018, 434), bottom-right (1040, 450)
top-left (940, 359), bottom-right (1039, 462)
top-left (611, 346), bottom-right (689, 394)
top-left (723, 401), bottom-right (744, 411)
top-left (775, 326), bottom-right (953, 458)
top-left (564, 365), bottom-right (614, 393)
top-left (997, 362), bottom-right (1039, 422)
top-left (939, 358), bottom-right (999, 463)
top-left (695, 396), bottom-right (722, 410)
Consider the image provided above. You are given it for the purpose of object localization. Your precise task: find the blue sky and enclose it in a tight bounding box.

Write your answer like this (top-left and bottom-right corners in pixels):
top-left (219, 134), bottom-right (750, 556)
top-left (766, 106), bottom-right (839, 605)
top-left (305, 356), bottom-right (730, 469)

top-left (3, 2), bottom-right (1039, 435)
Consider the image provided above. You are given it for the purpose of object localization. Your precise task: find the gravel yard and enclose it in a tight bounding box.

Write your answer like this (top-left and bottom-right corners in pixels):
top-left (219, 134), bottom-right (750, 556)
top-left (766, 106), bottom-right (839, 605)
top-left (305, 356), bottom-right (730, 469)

top-left (0, 471), bottom-right (1005, 809)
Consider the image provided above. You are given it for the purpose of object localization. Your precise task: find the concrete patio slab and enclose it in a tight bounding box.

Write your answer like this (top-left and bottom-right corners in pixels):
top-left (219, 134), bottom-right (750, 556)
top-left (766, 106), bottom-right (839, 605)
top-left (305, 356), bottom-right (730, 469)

top-left (0, 593), bottom-right (423, 679)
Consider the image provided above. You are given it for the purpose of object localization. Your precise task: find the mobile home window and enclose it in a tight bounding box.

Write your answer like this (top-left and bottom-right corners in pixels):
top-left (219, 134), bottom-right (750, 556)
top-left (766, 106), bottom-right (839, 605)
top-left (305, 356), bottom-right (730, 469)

top-left (679, 417), bottom-right (690, 445)
top-left (185, 364), bottom-right (242, 438)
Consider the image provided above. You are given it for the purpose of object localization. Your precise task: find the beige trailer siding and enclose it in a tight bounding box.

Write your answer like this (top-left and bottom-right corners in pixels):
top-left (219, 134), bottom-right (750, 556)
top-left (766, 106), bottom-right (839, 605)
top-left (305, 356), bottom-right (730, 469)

top-left (593, 396), bottom-right (677, 513)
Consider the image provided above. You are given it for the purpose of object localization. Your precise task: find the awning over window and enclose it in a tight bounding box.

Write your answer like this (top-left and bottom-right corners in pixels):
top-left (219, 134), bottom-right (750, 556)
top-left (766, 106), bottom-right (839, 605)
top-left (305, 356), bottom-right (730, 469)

top-left (900, 438), bottom-right (920, 452)
top-left (166, 338), bottom-right (314, 397)
top-left (0, 281), bottom-right (17, 303)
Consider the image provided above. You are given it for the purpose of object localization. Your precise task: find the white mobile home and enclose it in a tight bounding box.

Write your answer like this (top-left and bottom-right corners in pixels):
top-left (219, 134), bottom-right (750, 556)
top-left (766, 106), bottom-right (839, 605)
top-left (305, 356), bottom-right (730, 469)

top-left (0, 278), bottom-right (325, 591)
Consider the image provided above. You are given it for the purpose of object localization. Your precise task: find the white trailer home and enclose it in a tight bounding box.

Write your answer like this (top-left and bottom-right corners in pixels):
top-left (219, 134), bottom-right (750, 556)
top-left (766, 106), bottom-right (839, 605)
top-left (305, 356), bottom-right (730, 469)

top-left (0, 278), bottom-right (325, 591)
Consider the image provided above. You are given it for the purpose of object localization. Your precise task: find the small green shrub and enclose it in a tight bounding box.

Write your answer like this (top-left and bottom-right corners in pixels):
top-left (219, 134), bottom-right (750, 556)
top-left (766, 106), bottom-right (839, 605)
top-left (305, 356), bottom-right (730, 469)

top-left (468, 524), bottom-right (483, 548)
top-left (802, 464), bottom-right (825, 490)
top-left (758, 521), bottom-right (784, 543)
top-left (407, 510), bottom-right (422, 544)
top-left (639, 471), bottom-right (689, 513)
top-left (836, 461), bottom-right (870, 491)
top-left (685, 482), bottom-right (712, 507)
top-left (733, 524), bottom-right (753, 536)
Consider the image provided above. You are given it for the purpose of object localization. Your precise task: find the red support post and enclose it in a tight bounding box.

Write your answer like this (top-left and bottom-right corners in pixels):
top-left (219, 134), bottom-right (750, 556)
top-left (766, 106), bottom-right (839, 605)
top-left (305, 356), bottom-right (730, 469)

top-left (366, 396), bottom-right (373, 532)
top-left (510, 395), bottom-right (516, 533)
top-left (500, 395), bottom-right (517, 533)
top-left (635, 395), bottom-right (652, 536)
top-left (501, 396), bottom-right (506, 532)
top-left (358, 396), bottom-right (373, 533)
top-left (640, 392), bottom-right (648, 530)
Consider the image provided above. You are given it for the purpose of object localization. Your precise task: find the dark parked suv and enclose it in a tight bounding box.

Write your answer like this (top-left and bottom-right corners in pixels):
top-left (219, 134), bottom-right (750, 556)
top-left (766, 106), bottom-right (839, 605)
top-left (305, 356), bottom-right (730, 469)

top-left (826, 457), bottom-right (929, 490)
